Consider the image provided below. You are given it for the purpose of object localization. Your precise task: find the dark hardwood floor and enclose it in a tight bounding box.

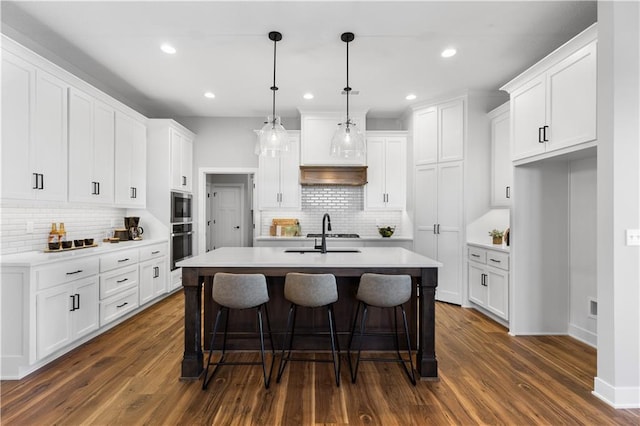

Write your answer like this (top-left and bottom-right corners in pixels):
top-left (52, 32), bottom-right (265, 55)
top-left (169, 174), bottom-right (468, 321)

top-left (1, 292), bottom-right (638, 425)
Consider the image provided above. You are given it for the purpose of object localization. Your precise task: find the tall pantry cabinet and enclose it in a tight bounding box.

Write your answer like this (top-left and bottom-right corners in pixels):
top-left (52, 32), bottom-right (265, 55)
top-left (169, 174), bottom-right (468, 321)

top-left (412, 94), bottom-right (494, 305)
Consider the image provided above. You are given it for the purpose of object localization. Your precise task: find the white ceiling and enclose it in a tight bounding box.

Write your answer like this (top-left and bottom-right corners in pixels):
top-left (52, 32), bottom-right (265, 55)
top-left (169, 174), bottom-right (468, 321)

top-left (1, 1), bottom-right (597, 119)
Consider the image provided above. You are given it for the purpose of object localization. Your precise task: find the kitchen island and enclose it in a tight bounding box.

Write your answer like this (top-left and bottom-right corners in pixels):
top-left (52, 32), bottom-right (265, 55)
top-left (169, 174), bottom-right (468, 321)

top-left (177, 247), bottom-right (441, 380)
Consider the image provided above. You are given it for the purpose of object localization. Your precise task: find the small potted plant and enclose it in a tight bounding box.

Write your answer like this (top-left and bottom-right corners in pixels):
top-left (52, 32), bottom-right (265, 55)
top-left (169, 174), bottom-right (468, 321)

top-left (489, 229), bottom-right (504, 245)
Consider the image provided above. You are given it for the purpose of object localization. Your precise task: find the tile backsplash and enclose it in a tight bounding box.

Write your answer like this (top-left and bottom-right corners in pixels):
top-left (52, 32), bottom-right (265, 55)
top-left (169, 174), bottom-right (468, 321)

top-left (0, 201), bottom-right (126, 255)
top-left (261, 186), bottom-right (406, 237)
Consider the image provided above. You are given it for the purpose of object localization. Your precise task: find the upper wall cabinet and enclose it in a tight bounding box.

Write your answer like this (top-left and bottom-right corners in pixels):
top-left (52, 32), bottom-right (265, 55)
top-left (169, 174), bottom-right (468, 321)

top-left (1, 50), bottom-right (68, 201)
top-left (170, 128), bottom-right (193, 193)
top-left (68, 88), bottom-right (115, 204)
top-left (501, 24), bottom-right (597, 163)
top-left (413, 98), bottom-right (464, 165)
top-left (300, 111), bottom-right (367, 166)
top-left (365, 132), bottom-right (407, 210)
top-left (258, 132), bottom-right (300, 210)
top-left (114, 112), bottom-right (147, 207)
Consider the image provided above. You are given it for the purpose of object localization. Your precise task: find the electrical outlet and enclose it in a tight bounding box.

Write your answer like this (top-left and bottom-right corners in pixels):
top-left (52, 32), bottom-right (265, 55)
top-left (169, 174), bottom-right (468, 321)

top-left (626, 229), bottom-right (640, 246)
top-left (26, 221), bottom-right (34, 234)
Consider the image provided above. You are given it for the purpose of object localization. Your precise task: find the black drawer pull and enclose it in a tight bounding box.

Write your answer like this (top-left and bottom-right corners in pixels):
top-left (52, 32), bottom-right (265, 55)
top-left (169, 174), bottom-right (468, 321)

top-left (151, 250), bottom-right (160, 255)
top-left (116, 302), bottom-right (128, 308)
top-left (117, 258), bottom-right (130, 263)
top-left (471, 254), bottom-right (480, 258)
top-left (116, 278), bottom-right (129, 283)
top-left (66, 270), bottom-right (83, 275)
top-left (489, 258), bottom-right (501, 263)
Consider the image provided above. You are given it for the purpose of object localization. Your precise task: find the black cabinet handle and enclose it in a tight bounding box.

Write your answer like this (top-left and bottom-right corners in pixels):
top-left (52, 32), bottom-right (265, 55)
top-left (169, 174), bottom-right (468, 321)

top-left (437, 224), bottom-right (441, 234)
top-left (32, 173), bottom-right (39, 189)
top-left (481, 274), bottom-right (487, 287)
top-left (182, 176), bottom-right (187, 186)
top-left (471, 253), bottom-right (480, 258)
top-left (66, 270), bottom-right (83, 275)
top-left (489, 258), bottom-right (501, 264)
top-left (543, 125), bottom-right (549, 142)
top-left (40, 174), bottom-right (44, 189)
top-left (116, 301), bottom-right (128, 309)
top-left (151, 250), bottom-right (160, 255)
top-left (433, 224), bottom-right (436, 234)
top-left (117, 258), bottom-right (130, 263)
top-left (116, 278), bottom-right (129, 283)
top-left (70, 295), bottom-right (76, 311)
top-left (153, 266), bottom-right (159, 278)
top-left (506, 186), bottom-right (511, 199)
top-left (75, 293), bottom-right (80, 310)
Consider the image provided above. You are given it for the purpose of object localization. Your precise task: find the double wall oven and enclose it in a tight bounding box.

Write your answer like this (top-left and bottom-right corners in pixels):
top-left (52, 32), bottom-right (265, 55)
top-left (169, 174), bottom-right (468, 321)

top-left (171, 191), bottom-right (193, 270)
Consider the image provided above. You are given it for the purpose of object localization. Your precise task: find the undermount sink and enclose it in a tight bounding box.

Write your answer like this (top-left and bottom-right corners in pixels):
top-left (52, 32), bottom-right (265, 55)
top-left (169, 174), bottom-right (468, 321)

top-left (284, 249), bottom-right (361, 254)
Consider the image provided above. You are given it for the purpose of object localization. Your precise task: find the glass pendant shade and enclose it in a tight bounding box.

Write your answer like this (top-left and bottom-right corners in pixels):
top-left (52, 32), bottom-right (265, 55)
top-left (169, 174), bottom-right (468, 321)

top-left (330, 120), bottom-right (365, 159)
top-left (258, 115), bottom-right (289, 157)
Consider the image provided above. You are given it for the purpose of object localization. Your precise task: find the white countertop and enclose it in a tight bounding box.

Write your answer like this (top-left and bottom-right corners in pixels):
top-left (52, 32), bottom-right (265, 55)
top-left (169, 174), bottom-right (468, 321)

top-left (255, 235), bottom-right (413, 241)
top-left (0, 238), bottom-right (169, 267)
top-left (178, 246), bottom-right (441, 269)
top-left (467, 241), bottom-right (510, 253)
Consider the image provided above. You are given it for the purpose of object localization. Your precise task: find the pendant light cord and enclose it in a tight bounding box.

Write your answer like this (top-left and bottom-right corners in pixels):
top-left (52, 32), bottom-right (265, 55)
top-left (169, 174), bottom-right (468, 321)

top-left (345, 39), bottom-right (350, 125)
top-left (271, 37), bottom-right (277, 125)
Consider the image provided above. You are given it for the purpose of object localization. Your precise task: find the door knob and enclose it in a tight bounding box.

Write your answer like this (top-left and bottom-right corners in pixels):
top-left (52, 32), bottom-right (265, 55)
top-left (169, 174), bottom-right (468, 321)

top-left (234, 226), bottom-right (240, 229)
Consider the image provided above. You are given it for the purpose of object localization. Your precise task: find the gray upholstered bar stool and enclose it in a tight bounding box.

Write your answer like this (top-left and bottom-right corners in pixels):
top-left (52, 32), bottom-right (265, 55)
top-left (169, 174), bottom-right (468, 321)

top-left (276, 272), bottom-right (341, 387)
top-left (347, 273), bottom-right (416, 385)
top-left (202, 273), bottom-right (275, 390)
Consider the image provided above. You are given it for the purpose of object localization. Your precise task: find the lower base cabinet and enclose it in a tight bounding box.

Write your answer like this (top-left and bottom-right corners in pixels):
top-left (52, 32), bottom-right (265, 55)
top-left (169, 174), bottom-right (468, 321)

top-left (1, 239), bottom-right (170, 379)
top-left (37, 276), bottom-right (99, 359)
top-left (467, 245), bottom-right (509, 321)
top-left (170, 268), bottom-right (182, 292)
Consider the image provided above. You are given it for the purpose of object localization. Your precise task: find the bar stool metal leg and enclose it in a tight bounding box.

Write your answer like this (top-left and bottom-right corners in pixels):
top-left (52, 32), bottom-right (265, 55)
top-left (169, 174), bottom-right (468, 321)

top-left (202, 306), bottom-right (226, 390)
top-left (327, 303), bottom-right (341, 387)
top-left (276, 303), bottom-right (297, 383)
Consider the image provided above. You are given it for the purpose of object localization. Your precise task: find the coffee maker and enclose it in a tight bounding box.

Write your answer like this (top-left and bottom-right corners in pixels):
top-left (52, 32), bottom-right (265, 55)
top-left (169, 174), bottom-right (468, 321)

top-left (124, 217), bottom-right (144, 240)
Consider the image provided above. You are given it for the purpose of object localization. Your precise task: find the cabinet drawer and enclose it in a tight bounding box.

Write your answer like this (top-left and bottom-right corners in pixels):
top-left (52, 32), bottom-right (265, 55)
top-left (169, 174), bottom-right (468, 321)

top-left (139, 243), bottom-right (167, 262)
top-left (100, 249), bottom-right (138, 273)
top-left (468, 247), bottom-right (486, 264)
top-left (100, 265), bottom-right (138, 299)
top-left (100, 287), bottom-right (139, 326)
top-left (36, 258), bottom-right (99, 291)
top-left (486, 251), bottom-right (509, 271)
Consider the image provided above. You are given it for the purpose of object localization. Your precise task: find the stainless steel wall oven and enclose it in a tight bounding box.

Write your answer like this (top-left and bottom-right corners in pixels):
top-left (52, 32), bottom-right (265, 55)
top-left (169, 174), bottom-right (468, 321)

top-left (171, 222), bottom-right (193, 270)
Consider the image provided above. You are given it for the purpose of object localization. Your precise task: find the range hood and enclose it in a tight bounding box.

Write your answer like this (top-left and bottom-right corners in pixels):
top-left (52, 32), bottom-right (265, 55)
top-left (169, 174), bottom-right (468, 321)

top-left (299, 166), bottom-right (367, 186)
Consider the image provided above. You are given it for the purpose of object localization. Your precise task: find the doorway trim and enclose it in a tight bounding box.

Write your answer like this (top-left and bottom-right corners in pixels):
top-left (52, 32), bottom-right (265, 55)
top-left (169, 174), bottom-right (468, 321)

top-left (198, 167), bottom-right (258, 255)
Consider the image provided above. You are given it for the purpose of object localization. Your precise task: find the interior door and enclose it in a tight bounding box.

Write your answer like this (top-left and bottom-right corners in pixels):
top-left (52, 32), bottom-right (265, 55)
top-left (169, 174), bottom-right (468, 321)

top-left (212, 185), bottom-right (243, 249)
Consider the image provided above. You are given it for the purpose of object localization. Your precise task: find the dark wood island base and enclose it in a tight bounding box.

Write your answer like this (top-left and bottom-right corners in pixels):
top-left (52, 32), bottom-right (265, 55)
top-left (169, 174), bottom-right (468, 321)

top-left (178, 248), bottom-right (439, 381)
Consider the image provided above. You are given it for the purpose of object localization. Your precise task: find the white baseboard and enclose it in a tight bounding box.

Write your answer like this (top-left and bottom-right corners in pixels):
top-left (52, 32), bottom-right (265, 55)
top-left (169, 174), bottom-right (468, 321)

top-left (568, 323), bottom-right (597, 348)
top-left (593, 377), bottom-right (640, 409)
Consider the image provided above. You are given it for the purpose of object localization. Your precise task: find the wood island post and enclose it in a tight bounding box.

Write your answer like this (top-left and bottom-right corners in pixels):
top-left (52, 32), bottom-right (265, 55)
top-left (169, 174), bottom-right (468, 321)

top-left (417, 267), bottom-right (438, 379)
top-left (181, 267), bottom-right (203, 379)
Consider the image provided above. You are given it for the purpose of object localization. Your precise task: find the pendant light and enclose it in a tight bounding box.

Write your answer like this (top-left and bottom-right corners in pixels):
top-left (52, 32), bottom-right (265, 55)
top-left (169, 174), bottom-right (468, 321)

top-left (257, 31), bottom-right (289, 157)
top-left (330, 32), bottom-right (365, 159)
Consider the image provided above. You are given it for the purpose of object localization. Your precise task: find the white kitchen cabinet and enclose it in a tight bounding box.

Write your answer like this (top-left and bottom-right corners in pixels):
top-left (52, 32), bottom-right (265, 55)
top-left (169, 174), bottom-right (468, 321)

top-left (138, 243), bottom-right (168, 305)
top-left (258, 132), bottom-right (300, 210)
top-left (171, 128), bottom-right (193, 192)
top-left (114, 111), bottom-right (147, 207)
top-left (36, 270), bottom-right (99, 360)
top-left (170, 268), bottom-right (183, 292)
top-left (99, 249), bottom-right (139, 326)
top-left (1, 51), bottom-right (68, 201)
top-left (365, 132), bottom-right (407, 210)
top-left (414, 162), bottom-right (463, 305)
top-left (68, 87), bottom-right (115, 204)
top-left (413, 98), bottom-right (464, 165)
top-left (300, 111), bottom-right (367, 166)
top-left (467, 245), bottom-right (509, 321)
top-left (489, 103), bottom-right (512, 207)
top-left (502, 25), bottom-right (597, 162)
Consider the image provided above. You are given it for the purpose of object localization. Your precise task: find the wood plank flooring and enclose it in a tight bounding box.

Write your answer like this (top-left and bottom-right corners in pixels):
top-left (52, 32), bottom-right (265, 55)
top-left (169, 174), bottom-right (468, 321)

top-left (2, 292), bottom-right (638, 425)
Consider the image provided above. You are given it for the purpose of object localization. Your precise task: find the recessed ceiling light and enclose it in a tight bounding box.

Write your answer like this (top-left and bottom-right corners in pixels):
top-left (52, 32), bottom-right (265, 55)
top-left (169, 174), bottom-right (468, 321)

top-left (406, 94), bottom-right (417, 100)
top-left (303, 93), bottom-right (314, 100)
top-left (441, 48), bottom-right (457, 58)
top-left (161, 43), bottom-right (176, 55)
top-left (204, 92), bottom-right (215, 99)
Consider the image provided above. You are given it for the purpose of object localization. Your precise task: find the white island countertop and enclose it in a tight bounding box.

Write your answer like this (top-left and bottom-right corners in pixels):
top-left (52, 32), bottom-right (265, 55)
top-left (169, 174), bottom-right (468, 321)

top-left (178, 247), bottom-right (441, 269)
